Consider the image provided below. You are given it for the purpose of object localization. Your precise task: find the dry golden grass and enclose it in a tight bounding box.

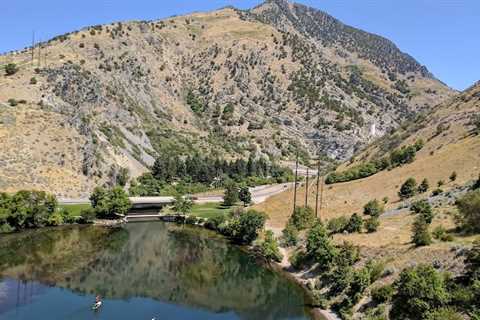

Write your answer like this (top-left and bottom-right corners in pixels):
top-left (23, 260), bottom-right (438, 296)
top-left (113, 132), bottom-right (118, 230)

top-left (256, 84), bottom-right (480, 229)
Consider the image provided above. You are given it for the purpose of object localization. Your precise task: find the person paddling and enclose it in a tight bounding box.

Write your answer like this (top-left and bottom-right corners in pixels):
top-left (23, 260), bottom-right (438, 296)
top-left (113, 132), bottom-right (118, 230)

top-left (93, 295), bottom-right (102, 310)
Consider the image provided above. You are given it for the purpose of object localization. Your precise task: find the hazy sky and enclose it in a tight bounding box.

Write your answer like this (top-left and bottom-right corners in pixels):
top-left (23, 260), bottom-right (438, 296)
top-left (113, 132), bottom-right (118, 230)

top-left (1, 0), bottom-right (478, 90)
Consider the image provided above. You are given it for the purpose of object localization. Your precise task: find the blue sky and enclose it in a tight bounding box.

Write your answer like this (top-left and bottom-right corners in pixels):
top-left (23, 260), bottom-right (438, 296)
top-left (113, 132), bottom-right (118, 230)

top-left (1, 1), bottom-right (478, 90)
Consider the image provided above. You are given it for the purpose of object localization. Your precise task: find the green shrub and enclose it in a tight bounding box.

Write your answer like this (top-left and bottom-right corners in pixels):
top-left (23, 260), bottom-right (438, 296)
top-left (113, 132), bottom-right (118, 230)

top-left (366, 259), bottom-right (386, 282)
top-left (90, 186), bottom-right (131, 219)
top-left (364, 199), bottom-right (385, 217)
top-left (281, 223), bottom-right (299, 247)
top-left (4, 63), bottom-right (18, 76)
top-left (239, 186), bottom-right (252, 206)
top-left (450, 172), bottom-right (458, 182)
top-left (472, 174), bottom-right (480, 190)
top-left (349, 267), bottom-right (372, 303)
top-left (371, 284), bottom-right (395, 303)
top-left (364, 216), bottom-right (380, 233)
top-left (225, 209), bottom-right (267, 244)
top-left (172, 195), bottom-right (193, 215)
top-left (432, 225), bottom-right (447, 240)
top-left (223, 182), bottom-right (239, 206)
top-left (306, 221), bottom-right (337, 269)
top-left (79, 208), bottom-right (96, 224)
top-left (258, 230), bottom-right (283, 263)
top-left (455, 190), bottom-right (480, 233)
top-left (399, 177), bottom-right (417, 199)
top-left (8, 98), bottom-right (17, 106)
top-left (418, 178), bottom-right (430, 193)
top-left (1, 190), bottom-right (57, 231)
top-left (411, 199), bottom-right (434, 224)
top-left (346, 213), bottom-right (363, 233)
top-left (432, 188), bottom-right (444, 196)
top-left (391, 265), bottom-right (449, 320)
top-left (464, 239), bottom-right (480, 281)
top-left (335, 241), bottom-right (360, 267)
top-left (412, 215), bottom-right (432, 247)
top-left (185, 215), bottom-right (199, 225)
top-left (289, 206), bottom-right (315, 230)
top-left (289, 250), bottom-right (307, 270)
top-left (424, 308), bottom-right (463, 320)
top-left (327, 215), bottom-right (349, 234)
top-left (47, 212), bottom-right (64, 226)
top-left (204, 214), bottom-right (226, 231)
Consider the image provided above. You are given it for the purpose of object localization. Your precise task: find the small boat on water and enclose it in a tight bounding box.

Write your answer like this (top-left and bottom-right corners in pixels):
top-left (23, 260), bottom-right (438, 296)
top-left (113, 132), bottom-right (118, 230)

top-left (92, 301), bottom-right (102, 310)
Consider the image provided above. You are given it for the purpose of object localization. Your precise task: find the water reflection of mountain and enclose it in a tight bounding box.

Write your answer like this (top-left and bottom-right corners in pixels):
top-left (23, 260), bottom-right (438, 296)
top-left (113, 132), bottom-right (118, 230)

top-left (0, 223), bottom-right (308, 319)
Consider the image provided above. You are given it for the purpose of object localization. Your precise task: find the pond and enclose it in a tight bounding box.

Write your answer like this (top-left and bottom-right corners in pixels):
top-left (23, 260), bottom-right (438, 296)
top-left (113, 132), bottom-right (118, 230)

top-left (0, 222), bottom-right (313, 320)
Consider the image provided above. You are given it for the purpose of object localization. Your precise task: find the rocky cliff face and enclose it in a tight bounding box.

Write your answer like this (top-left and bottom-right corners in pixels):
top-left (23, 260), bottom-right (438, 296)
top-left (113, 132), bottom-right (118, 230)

top-left (0, 1), bottom-right (453, 196)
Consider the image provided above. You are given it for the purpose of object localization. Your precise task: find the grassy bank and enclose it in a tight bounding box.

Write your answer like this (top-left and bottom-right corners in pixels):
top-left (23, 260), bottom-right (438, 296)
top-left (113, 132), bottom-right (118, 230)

top-left (59, 203), bottom-right (92, 216)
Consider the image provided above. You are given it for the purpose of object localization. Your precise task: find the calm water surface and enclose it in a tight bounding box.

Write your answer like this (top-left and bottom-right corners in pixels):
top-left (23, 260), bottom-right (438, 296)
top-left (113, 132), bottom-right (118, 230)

top-left (0, 222), bottom-right (312, 319)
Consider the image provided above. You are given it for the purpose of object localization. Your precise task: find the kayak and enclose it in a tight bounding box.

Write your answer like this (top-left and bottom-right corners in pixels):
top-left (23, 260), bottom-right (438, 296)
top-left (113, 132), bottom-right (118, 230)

top-left (92, 301), bottom-right (102, 310)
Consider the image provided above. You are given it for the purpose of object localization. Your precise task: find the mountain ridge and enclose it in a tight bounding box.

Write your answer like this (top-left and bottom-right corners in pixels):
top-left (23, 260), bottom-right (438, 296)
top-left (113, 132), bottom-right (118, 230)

top-left (0, 1), bottom-right (454, 196)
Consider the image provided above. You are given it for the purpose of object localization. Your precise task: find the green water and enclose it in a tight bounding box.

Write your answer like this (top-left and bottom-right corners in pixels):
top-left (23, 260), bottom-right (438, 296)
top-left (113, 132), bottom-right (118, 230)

top-left (0, 222), bottom-right (312, 319)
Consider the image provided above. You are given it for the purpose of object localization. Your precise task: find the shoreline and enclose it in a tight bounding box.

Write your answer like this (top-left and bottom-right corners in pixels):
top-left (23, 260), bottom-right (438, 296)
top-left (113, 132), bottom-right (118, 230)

top-left (267, 247), bottom-right (341, 320)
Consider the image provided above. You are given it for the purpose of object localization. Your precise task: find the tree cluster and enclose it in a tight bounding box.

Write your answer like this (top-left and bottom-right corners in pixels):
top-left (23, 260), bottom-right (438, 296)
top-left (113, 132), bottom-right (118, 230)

top-left (152, 154), bottom-right (293, 186)
top-left (455, 190), bottom-right (480, 233)
top-left (205, 209), bottom-right (267, 245)
top-left (326, 140), bottom-right (424, 184)
top-left (0, 190), bottom-right (59, 232)
top-left (390, 243), bottom-right (480, 320)
top-left (90, 186), bottom-right (131, 219)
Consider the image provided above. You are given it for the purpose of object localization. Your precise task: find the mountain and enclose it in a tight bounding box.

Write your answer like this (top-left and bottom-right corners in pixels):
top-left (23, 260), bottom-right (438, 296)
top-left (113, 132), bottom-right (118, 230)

top-left (0, 1), bottom-right (453, 197)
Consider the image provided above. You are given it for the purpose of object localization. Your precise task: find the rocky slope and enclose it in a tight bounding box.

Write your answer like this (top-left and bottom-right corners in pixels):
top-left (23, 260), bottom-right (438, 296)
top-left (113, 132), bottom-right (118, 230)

top-left (0, 0), bottom-right (453, 196)
top-left (256, 81), bottom-right (480, 225)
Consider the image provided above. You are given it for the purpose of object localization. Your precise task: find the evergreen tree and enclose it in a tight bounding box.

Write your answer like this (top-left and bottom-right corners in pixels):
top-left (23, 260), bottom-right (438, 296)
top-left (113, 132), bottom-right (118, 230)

top-left (412, 215), bottom-right (432, 247)
top-left (239, 187), bottom-right (252, 207)
top-left (223, 182), bottom-right (239, 206)
top-left (411, 200), bottom-right (434, 224)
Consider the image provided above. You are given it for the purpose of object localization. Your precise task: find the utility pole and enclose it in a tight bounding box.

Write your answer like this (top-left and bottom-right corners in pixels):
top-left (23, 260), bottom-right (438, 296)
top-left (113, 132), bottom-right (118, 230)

top-left (37, 41), bottom-right (41, 68)
top-left (304, 167), bottom-right (309, 207)
top-left (315, 159), bottom-right (321, 218)
top-left (319, 175), bottom-right (325, 220)
top-left (293, 153), bottom-right (299, 214)
top-left (31, 31), bottom-right (35, 63)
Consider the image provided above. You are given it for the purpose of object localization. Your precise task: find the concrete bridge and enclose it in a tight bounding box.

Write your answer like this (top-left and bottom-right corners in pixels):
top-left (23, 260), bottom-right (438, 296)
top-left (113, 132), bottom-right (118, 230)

top-left (129, 196), bottom-right (175, 209)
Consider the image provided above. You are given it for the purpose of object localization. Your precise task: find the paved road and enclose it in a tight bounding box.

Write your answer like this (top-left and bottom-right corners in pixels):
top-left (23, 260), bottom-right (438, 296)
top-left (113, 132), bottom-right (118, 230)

top-left (193, 183), bottom-right (294, 204)
top-left (59, 183), bottom-right (295, 206)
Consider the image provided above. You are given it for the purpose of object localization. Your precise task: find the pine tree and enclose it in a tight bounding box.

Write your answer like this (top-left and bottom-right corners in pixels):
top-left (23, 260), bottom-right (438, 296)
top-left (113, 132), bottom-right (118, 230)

top-left (412, 215), bottom-right (432, 247)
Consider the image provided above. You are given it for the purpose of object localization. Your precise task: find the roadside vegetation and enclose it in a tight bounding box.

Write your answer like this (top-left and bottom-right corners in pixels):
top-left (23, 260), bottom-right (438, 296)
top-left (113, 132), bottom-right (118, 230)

top-left (326, 140), bottom-right (424, 184)
top-left (129, 153), bottom-right (293, 197)
top-left (0, 190), bottom-right (92, 233)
